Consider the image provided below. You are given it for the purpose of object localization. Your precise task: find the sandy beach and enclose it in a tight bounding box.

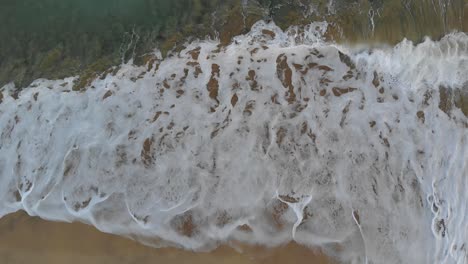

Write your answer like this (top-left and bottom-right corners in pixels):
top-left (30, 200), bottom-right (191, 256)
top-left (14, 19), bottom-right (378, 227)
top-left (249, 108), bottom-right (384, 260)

top-left (0, 211), bottom-right (336, 264)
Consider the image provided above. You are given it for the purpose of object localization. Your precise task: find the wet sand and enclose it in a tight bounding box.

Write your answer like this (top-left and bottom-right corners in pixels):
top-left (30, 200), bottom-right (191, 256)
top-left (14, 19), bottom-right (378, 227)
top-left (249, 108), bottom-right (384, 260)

top-left (0, 211), bottom-right (336, 264)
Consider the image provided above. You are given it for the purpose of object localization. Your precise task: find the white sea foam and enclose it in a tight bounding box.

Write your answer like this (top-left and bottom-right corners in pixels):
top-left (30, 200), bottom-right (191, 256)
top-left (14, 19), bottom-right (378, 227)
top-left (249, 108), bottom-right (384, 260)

top-left (0, 21), bottom-right (467, 264)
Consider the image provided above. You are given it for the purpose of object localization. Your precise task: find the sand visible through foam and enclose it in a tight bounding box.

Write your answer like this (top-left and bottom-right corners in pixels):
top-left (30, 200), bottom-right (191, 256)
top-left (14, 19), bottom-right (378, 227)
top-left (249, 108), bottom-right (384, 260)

top-left (0, 20), bottom-right (467, 263)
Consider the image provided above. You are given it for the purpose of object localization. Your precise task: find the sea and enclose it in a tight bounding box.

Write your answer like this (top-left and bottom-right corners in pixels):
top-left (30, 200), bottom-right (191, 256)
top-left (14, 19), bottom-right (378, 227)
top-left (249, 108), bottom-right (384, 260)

top-left (0, 1), bottom-right (467, 263)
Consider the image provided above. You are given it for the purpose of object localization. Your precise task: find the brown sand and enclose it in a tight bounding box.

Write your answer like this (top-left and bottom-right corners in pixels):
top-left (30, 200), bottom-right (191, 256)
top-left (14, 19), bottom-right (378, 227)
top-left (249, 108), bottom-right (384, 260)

top-left (0, 211), bottom-right (336, 264)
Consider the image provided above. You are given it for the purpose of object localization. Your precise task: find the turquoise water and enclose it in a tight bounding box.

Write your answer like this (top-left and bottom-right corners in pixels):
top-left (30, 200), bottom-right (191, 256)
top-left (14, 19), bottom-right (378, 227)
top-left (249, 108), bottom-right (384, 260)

top-left (0, 0), bottom-right (227, 86)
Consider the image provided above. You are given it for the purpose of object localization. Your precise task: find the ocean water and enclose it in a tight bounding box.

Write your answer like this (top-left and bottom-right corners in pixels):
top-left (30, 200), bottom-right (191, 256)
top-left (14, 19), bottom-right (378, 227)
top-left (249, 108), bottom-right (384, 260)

top-left (0, 1), bottom-right (467, 264)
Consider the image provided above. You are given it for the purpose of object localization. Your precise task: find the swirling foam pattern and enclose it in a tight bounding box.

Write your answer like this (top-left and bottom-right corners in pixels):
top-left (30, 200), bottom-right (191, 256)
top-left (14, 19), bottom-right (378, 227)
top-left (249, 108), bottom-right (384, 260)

top-left (0, 21), bottom-right (467, 264)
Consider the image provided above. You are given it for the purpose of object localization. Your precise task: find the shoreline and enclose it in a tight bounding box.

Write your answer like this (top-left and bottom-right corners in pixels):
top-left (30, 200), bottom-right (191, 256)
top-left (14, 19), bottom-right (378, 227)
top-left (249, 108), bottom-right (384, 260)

top-left (0, 211), bottom-right (336, 264)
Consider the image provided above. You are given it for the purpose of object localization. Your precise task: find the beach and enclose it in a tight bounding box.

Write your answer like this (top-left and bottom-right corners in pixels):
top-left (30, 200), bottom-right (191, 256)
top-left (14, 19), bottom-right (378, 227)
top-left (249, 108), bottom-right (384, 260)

top-left (0, 211), bottom-right (335, 264)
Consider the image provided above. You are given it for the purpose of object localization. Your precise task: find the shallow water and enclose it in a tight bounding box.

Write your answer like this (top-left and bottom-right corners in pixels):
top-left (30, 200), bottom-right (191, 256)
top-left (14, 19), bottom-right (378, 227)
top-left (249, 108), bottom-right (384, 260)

top-left (0, 0), bottom-right (466, 87)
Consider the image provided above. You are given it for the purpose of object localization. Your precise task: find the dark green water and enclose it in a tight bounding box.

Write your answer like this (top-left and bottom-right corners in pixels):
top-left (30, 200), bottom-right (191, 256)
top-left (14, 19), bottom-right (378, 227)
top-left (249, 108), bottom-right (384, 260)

top-left (0, 0), bottom-right (466, 88)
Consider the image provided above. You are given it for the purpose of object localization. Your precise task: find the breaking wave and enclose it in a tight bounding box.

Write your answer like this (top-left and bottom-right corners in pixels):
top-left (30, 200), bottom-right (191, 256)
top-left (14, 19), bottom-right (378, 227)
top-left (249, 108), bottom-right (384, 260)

top-left (0, 21), bottom-right (467, 264)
